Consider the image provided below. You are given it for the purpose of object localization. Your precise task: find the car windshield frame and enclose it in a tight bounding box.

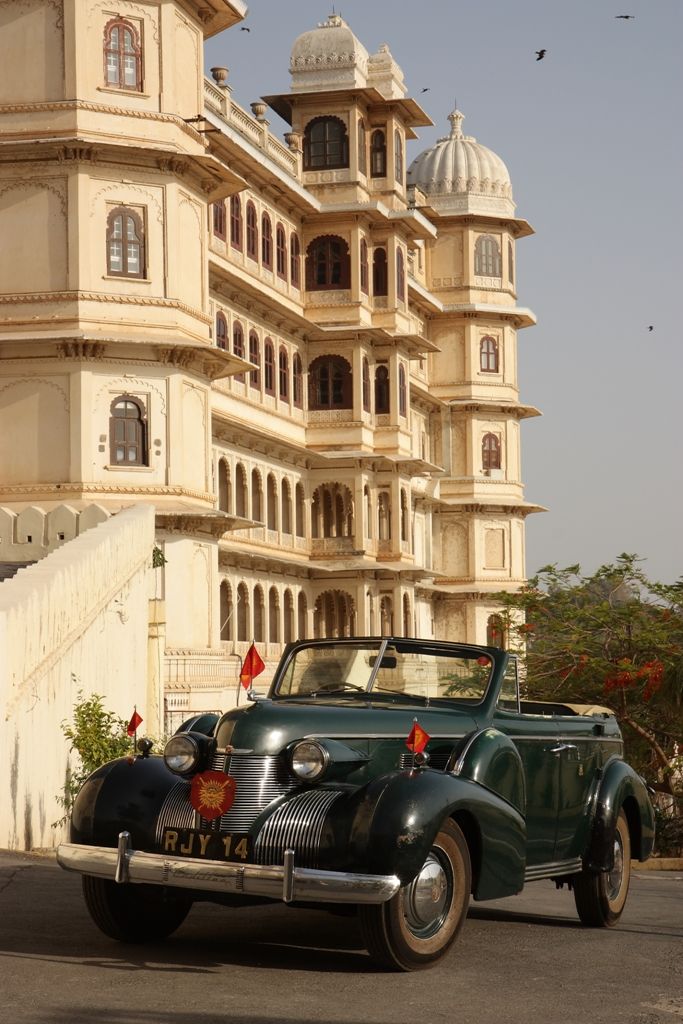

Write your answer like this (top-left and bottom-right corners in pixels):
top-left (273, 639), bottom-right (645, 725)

top-left (271, 637), bottom-right (496, 706)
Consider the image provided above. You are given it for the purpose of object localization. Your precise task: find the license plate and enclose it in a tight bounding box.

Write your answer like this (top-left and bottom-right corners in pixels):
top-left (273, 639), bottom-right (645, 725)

top-left (162, 828), bottom-right (250, 862)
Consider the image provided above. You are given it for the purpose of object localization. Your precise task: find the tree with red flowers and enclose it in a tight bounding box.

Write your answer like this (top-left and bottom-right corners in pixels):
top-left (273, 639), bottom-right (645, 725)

top-left (496, 555), bottom-right (683, 797)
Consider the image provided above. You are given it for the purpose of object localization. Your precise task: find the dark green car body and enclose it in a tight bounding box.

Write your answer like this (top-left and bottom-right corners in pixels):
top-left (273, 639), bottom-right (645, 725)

top-left (58, 637), bottom-right (655, 969)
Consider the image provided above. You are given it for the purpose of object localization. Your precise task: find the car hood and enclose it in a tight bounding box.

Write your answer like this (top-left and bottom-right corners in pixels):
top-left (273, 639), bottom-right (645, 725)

top-left (215, 698), bottom-right (478, 757)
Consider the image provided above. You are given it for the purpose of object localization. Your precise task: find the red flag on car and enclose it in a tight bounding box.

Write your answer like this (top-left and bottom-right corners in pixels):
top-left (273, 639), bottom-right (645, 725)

top-left (405, 720), bottom-right (430, 754)
top-left (127, 709), bottom-right (143, 736)
top-left (240, 642), bottom-right (265, 689)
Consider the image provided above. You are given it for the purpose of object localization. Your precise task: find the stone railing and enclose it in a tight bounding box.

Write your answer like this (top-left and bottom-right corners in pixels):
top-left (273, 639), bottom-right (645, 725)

top-left (203, 80), bottom-right (299, 179)
top-left (0, 505), bottom-right (155, 851)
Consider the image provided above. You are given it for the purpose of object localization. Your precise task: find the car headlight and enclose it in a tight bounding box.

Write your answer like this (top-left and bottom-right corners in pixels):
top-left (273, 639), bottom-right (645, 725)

top-left (164, 734), bottom-right (200, 775)
top-left (290, 740), bottom-right (328, 782)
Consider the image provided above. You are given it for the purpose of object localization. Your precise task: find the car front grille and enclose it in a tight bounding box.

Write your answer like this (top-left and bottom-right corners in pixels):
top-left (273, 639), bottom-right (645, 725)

top-left (155, 751), bottom-right (299, 844)
top-left (253, 788), bottom-right (343, 868)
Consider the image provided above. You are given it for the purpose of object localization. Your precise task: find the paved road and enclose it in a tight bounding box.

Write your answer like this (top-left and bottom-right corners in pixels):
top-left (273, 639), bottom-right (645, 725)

top-left (0, 850), bottom-right (680, 1024)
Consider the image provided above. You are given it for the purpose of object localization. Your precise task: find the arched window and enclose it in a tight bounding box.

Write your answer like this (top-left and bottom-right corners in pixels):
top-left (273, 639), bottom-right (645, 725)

top-left (394, 129), bottom-right (403, 184)
top-left (371, 130), bottom-right (386, 177)
top-left (284, 589), bottom-right (294, 644)
top-left (251, 469), bottom-right (263, 521)
top-left (295, 483), bottom-right (305, 538)
top-left (232, 322), bottom-right (244, 358)
top-left (264, 338), bottom-right (275, 396)
top-left (219, 581), bottom-right (233, 641)
top-left (396, 247), bottom-right (405, 302)
top-left (212, 201), bottom-right (226, 240)
top-left (375, 365), bottom-right (390, 414)
top-left (106, 206), bottom-right (144, 278)
top-left (480, 336), bottom-right (499, 373)
top-left (249, 330), bottom-right (260, 389)
top-left (364, 485), bottom-right (372, 539)
top-left (218, 460), bottom-right (231, 512)
top-left (398, 364), bottom-right (407, 417)
top-left (305, 235), bottom-right (350, 290)
top-left (373, 248), bottom-right (388, 296)
top-left (298, 591), bottom-right (307, 639)
top-left (303, 116), bottom-right (349, 170)
top-left (362, 358), bottom-right (371, 412)
top-left (269, 587), bottom-right (280, 642)
top-left (290, 232), bottom-right (301, 287)
top-left (237, 582), bottom-right (249, 641)
top-left (267, 474), bottom-right (278, 530)
top-left (400, 489), bottom-right (409, 542)
top-left (233, 322), bottom-right (244, 384)
top-left (308, 355), bottom-right (352, 410)
top-left (360, 239), bottom-right (369, 294)
top-left (402, 593), bottom-right (411, 637)
top-left (279, 347), bottom-right (289, 400)
top-left (216, 312), bottom-right (227, 350)
top-left (508, 240), bottom-right (514, 284)
top-left (474, 235), bottom-right (502, 277)
top-left (109, 395), bottom-right (147, 466)
top-left (487, 614), bottom-right (505, 648)
top-left (482, 432), bottom-right (501, 471)
top-left (230, 195), bottom-right (242, 250)
top-left (357, 119), bottom-right (367, 175)
top-left (261, 213), bottom-right (272, 269)
top-left (281, 480), bottom-right (292, 535)
top-left (103, 18), bottom-right (142, 91)
top-left (378, 493), bottom-right (391, 541)
top-left (235, 463), bottom-right (248, 517)
top-left (254, 586), bottom-right (265, 643)
top-left (293, 354), bottom-right (303, 408)
top-left (276, 223), bottom-right (287, 279)
top-left (380, 595), bottom-right (393, 635)
top-left (246, 201), bottom-right (258, 259)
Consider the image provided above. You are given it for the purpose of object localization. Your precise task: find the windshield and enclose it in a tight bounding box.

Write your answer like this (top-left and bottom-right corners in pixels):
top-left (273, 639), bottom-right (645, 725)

top-left (275, 641), bottom-right (493, 704)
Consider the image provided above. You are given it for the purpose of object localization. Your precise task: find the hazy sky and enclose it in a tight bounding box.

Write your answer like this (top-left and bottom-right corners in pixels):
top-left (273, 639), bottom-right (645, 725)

top-left (205, 0), bottom-right (683, 584)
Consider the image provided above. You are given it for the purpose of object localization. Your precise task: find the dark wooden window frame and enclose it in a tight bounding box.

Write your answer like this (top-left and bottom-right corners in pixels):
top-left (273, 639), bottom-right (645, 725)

top-left (394, 128), bottom-right (403, 185)
top-left (396, 247), bottom-right (405, 302)
top-left (262, 213), bottom-right (273, 269)
top-left (305, 235), bottom-right (350, 291)
top-left (480, 336), bottom-right (499, 373)
top-left (303, 116), bottom-right (349, 171)
top-left (308, 355), bottom-right (353, 410)
top-left (103, 17), bottom-right (143, 92)
top-left (482, 432), bottom-right (502, 471)
top-left (362, 357), bottom-right (371, 412)
top-left (279, 346), bottom-right (289, 400)
top-left (230, 195), bottom-right (242, 250)
top-left (109, 394), bottom-right (147, 466)
top-left (475, 234), bottom-right (502, 277)
top-left (216, 312), bottom-right (228, 350)
top-left (293, 354), bottom-right (303, 408)
top-left (276, 223), bottom-right (287, 280)
top-left (398, 363), bottom-right (407, 417)
top-left (360, 238), bottom-right (369, 294)
top-left (212, 200), bottom-right (226, 240)
top-left (373, 247), bottom-right (388, 296)
top-left (264, 339), bottom-right (275, 396)
top-left (106, 205), bottom-right (145, 279)
top-left (375, 364), bottom-right (390, 414)
top-left (290, 232), bottom-right (301, 287)
top-left (249, 330), bottom-right (260, 388)
top-left (246, 201), bottom-right (258, 259)
top-left (371, 129), bottom-right (387, 177)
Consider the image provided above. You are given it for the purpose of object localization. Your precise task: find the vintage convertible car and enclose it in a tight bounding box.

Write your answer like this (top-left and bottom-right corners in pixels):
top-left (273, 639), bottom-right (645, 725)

top-left (58, 638), bottom-right (655, 970)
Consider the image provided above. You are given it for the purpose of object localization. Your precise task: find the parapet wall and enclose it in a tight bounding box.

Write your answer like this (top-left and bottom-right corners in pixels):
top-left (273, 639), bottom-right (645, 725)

top-left (0, 505), bottom-right (156, 851)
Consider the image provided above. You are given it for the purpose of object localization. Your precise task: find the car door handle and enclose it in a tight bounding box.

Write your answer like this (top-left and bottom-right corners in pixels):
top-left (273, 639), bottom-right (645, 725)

top-left (550, 744), bottom-right (579, 755)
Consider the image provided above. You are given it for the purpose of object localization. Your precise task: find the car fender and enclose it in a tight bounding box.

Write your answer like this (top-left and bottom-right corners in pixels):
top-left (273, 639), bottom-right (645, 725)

top-left (69, 755), bottom-right (180, 850)
top-left (342, 768), bottom-right (526, 900)
top-left (586, 758), bottom-right (656, 870)
top-left (450, 727), bottom-right (526, 815)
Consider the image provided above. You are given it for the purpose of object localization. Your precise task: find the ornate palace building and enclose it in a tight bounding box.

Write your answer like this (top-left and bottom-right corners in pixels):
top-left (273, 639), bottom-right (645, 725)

top-left (0, 2), bottom-right (541, 725)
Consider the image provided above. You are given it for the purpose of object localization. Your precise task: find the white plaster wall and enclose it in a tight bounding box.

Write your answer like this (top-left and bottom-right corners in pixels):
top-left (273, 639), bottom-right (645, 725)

top-left (0, 505), bottom-right (155, 851)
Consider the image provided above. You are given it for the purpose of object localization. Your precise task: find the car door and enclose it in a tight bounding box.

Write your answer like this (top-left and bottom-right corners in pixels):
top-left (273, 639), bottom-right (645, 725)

top-left (551, 715), bottom-right (603, 862)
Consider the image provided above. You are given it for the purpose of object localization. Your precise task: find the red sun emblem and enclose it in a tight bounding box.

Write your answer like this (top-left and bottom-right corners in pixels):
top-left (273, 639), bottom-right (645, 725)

top-left (190, 770), bottom-right (237, 821)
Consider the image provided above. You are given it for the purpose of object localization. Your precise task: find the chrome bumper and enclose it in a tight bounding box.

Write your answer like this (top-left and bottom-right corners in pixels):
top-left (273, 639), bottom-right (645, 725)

top-left (57, 832), bottom-right (401, 906)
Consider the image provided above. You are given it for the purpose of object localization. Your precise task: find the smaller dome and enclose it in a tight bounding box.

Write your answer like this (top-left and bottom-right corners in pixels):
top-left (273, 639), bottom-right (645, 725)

top-left (289, 14), bottom-right (370, 93)
top-left (407, 110), bottom-right (515, 216)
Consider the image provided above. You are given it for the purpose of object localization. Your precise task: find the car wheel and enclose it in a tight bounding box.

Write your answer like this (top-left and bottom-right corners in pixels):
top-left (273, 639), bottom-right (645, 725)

top-left (82, 876), bottom-right (192, 943)
top-left (574, 809), bottom-right (631, 927)
top-left (359, 818), bottom-right (471, 971)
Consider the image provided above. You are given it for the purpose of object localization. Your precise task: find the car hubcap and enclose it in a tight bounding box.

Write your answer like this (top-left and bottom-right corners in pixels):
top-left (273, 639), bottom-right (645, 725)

top-left (402, 851), bottom-right (451, 938)
top-left (606, 831), bottom-right (624, 902)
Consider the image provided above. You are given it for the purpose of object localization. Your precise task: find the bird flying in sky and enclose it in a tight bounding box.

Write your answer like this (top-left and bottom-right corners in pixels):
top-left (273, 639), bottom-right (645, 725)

top-left (535, 49), bottom-right (547, 61)
top-left (615, 14), bottom-right (635, 19)
top-left (648, 326), bottom-right (654, 332)
top-left (240, 26), bottom-right (250, 31)
top-left (420, 87), bottom-right (430, 93)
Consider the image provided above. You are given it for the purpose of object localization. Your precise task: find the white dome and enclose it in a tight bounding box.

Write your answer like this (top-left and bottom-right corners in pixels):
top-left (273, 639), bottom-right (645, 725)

top-left (407, 110), bottom-right (515, 216)
top-left (289, 14), bottom-right (370, 93)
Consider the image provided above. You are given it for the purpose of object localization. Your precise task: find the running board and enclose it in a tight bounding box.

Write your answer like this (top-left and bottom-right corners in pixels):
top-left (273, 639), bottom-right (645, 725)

top-left (524, 858), bottom-right (583, 883)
